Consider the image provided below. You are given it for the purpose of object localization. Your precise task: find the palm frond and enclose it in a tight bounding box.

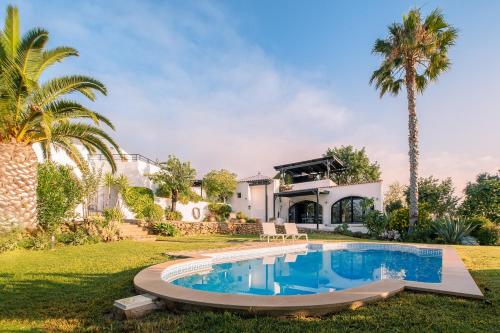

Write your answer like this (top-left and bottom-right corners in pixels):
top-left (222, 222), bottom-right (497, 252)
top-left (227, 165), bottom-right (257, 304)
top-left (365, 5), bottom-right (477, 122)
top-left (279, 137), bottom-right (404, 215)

top-left (17, 28), bottom-right (49, 75)
top-left (32, 75), bottom-right (107, 107)
top-left (1, 5), bottom-right (20, 60)
top-left (33, 47), bottom-right (78, 80)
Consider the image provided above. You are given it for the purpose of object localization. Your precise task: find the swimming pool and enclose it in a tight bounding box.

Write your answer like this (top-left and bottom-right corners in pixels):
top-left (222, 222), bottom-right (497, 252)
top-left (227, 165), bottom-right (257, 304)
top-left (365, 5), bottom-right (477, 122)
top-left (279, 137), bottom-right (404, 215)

top-left (172, 243), bottom-right (442, 296)
top-left (134, 242), bottom-right (482, 316)
top-left (171, 245), bottom-right (442, 296)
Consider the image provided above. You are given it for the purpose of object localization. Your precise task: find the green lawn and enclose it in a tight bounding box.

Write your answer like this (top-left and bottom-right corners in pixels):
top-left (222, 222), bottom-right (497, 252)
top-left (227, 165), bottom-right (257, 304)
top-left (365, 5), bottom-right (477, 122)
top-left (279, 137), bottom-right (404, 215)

top-left (0, 235), bottom-right (498, 333)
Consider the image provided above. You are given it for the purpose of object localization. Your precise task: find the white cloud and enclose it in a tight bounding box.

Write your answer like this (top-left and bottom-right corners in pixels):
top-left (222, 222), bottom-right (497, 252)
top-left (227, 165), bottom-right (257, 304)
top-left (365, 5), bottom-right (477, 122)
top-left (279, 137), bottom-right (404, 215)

top-left (11, 0), bottom-right (499, 190)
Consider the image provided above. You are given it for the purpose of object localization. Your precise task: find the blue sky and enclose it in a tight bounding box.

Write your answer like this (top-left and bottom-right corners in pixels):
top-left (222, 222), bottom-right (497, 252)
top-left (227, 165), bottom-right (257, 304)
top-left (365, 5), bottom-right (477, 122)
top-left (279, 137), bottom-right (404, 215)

top-left (9, 0), bottom-right (500, 192)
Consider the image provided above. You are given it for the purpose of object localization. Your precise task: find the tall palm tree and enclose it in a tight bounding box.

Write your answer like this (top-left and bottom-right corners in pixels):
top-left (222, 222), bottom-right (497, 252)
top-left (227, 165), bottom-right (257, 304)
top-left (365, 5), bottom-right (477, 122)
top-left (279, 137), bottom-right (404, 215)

top-left (370, 8), bottom-right (457, 232)
top-left (0, 5), bottom-right (120, 231)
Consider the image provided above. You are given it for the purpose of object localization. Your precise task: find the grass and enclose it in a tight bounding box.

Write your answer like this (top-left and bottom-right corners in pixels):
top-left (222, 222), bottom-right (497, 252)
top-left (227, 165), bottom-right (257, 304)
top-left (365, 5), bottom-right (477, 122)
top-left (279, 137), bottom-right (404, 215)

top-left (0, 235), bottom-right (498, 332)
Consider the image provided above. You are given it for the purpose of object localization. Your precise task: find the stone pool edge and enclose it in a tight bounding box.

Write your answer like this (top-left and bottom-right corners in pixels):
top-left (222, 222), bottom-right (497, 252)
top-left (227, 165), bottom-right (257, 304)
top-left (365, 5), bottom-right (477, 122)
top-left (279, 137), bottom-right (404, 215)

top-left (133, 241), bottom-right (483, 316)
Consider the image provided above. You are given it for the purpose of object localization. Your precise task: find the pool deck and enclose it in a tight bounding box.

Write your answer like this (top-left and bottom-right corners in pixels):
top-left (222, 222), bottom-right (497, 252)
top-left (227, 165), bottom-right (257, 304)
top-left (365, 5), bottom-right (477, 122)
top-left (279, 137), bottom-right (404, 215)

top-left (133, 241), bottom-right (483, 316)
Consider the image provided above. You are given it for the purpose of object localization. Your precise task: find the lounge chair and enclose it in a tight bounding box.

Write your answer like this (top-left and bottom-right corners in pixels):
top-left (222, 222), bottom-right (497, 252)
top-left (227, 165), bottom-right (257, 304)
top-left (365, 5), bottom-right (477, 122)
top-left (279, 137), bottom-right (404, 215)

top-left (284, 223), bottom-right (308, 241)
top-left (260, 223), bottom-right (286, 243)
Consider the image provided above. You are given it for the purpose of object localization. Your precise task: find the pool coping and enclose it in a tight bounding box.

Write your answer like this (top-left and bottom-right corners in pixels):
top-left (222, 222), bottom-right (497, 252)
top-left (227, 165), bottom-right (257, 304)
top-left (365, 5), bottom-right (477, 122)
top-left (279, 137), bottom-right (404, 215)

top-left (133, 241), bottom-right (483, 316)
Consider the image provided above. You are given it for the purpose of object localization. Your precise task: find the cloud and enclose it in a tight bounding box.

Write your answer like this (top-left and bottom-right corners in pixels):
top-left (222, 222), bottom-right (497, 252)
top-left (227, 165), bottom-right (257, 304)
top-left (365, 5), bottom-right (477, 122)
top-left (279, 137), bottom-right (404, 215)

top-left (10, 0), bottom-right (499, 191)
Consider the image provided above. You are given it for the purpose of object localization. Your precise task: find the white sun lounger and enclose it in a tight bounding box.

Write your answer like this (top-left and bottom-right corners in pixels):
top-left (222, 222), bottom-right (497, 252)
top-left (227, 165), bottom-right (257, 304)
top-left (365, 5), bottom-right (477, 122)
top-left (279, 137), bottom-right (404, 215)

top-left (284, 223), bottom-right (308, 241)
top-left (260, 223), bottom-right (286, 243)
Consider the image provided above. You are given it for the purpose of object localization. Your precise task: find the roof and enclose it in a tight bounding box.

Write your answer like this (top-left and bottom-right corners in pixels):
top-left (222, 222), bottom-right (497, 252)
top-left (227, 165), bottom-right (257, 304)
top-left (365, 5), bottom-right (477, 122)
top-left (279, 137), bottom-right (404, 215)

top-left (274, 188), bottom-right (330, 197)
top-left (273, 156), bottom-right (344, 176)
top-left (239, 173), bottom-right (272, 185)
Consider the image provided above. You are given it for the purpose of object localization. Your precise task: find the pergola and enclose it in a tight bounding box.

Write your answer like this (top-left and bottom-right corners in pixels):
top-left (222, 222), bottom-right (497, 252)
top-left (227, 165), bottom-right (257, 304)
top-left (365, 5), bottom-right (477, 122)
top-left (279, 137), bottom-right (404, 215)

top-left (272, 156), bottom-right (343, 229)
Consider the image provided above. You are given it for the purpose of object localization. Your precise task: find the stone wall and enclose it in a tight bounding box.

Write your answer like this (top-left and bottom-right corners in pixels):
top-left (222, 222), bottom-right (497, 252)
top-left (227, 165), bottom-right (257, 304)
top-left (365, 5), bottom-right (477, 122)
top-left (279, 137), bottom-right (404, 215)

top-left (170, 221), bottom-right (266, 236)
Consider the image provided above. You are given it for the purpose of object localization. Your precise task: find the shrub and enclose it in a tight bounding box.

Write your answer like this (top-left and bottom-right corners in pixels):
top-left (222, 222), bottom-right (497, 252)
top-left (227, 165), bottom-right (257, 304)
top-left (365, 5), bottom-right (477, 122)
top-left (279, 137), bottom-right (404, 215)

top-left (152, 222), bottom-right (178, 236)
top-left (144, 204), bottom-right (164, 222)
top-left (124, 187), bottom-right (154, 219)
top-left (103, 207), bottom-right (124, 223)
top-left (37, 162), bottom-right (83, 231)
top-left (465, 216), bottom-right (498, 245)
top-left (18, 233), bottom-right (53, 250)
top-left (475, 224), bottom-right (498, 245)
top-left (207, 203), bottom-right (232, 221)
top-left (0, 229), bottom-right (23, 253)
top-left (363, 211), bottom-right (388, 238)
top-left (236, 211), bottom-right (247, 220)
top-left (432, 219), bottom-right (476, 244)
top-left (334, 223), bottom-right (352, 236)
top-left (165, 210), bottom-right (183, 221)
top-left (388, 204), bottom-right (431, 236)
top-left (246, 217), bottom-right (256, 224)
top-left (57, 228), bottom-right (99, 246)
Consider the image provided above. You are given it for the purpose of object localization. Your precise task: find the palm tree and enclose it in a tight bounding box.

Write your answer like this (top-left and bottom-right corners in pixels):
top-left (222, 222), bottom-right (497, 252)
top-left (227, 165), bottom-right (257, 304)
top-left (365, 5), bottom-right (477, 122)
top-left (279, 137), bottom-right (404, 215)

top-left (0, 5), bottom-right (120, 231)
top-left (114, 173), bottom-right (129, 209)
top-left (102, 172), bottom-right (116, 209)
top-left (149, 156), bottom-right (196, 212)
top-left (370, 8), bottom-right (457, 233)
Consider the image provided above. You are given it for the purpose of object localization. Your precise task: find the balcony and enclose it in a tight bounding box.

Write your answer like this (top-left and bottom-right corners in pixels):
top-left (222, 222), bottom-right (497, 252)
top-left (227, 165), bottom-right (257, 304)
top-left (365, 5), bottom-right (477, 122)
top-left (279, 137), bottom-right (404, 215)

top-left (279, 179), bottom-right (335, 192)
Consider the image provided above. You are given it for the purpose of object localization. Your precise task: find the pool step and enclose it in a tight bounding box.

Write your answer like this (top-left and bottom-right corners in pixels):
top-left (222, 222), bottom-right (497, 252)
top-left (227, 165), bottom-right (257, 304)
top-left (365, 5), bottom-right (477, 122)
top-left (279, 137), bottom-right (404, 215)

top-left (113, 293), bottom-right (165, 319)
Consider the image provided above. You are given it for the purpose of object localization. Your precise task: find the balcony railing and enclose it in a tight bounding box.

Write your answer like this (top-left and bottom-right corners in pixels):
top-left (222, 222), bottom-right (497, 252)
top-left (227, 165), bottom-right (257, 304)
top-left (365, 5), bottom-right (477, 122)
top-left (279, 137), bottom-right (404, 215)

top-left (88, 153), bottom-right (158, 165)
top-left (278, 179), bottom-right (335, 192)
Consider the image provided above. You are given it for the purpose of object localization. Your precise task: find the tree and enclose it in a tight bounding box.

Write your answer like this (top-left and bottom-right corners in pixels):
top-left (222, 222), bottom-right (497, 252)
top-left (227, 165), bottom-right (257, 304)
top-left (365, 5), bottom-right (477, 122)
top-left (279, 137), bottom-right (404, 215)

top-left (102, 172), bottom-right (116, 209)
top-left (203, 169), bottom-right (238, 202)
top-left (114, 174), bottom-right (129, 209)
top-left (384, 182), bottom-right (406, 214)
top-left (37, 162), bottom-right (82, 231)
top-left (370, 8), bottom-right (457, 232)
top-left (460, 172), bottom-right (500, 223)
top-left (148, 156), bottom-right (196, 212)
top-left (80, 166), bottom-right (102, 220)
top-left (324, 146), bottom-right (381, 185)
top-left (0, 5), bottom-right (120, 231)
top-left (405, 176), bottom-right (458, 218)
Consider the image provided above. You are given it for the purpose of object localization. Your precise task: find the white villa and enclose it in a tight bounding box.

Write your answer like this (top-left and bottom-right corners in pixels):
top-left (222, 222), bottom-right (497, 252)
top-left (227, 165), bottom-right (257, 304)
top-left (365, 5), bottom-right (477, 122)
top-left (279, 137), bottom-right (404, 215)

top-left (37, 145), bottom-right (383, 232)
top-left (226, 157), bottom-right (383, 232)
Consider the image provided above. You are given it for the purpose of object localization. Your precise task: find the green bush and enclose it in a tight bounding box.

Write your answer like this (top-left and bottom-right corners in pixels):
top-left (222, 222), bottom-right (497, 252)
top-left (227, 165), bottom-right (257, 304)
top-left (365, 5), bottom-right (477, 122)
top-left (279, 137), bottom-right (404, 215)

top-left (246, 217), bottom-right (256, 224)
top-left (152, 222), bottom-right (178, 236)
top-left (236, 211), bottom-right (248, 220)
top-left (57, 228), bottom-right (99, 246)
top-left (432, 219), bottom-right (476, 244)
top-left (334, 223), bottom-right (352, 236)
top-left (37, 162), bottom-right (83, 231)
top-left (103, 207), bottom-right (124, 223)
top-left (475, 224), bottom-right (498, 245)
top-left (144, 204), bottom-right (164, 222)
top-left (363, 210), bottom-right (388, 238)
top-left (124, 187), bottom-right (154, 219)
top-left (467, 216), bottom-right (498, 245)
top-left (388, 204), bottom-right (431, 236)
top-left (207, 203), bottom-right (232, 221)
top-left (0, 229), bottom-right (23, 253)
top-left (165, 210), bottom-right (183, 221)
top-left (18, 233), bottom-right (53, 250)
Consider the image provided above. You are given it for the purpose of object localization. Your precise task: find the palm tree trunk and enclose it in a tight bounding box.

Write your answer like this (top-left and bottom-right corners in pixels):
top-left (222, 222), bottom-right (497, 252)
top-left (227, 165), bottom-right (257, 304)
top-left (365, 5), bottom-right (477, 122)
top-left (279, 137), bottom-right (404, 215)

top-left (0, 142), bottom-right (38, 232)
top-left (406, 67), bottom-right (419, 233)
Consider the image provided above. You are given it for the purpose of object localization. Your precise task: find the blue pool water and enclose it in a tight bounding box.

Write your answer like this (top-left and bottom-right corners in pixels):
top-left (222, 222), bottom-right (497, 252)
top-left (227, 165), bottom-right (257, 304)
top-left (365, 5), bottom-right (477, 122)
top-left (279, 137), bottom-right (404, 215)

top-left (171, 247), bottom-right (443, 296)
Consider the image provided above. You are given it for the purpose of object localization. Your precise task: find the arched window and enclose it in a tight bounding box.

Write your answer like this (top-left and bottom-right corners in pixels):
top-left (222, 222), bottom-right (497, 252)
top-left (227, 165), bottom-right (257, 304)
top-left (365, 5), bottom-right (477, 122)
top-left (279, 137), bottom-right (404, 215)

top-left (331, 196), bottom-right (372, 224)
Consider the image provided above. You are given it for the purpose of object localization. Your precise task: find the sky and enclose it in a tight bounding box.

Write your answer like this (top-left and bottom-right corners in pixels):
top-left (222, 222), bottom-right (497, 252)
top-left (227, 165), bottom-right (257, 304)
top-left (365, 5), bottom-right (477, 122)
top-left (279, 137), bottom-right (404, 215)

top-left (8, 0), bottom-right (500, 195)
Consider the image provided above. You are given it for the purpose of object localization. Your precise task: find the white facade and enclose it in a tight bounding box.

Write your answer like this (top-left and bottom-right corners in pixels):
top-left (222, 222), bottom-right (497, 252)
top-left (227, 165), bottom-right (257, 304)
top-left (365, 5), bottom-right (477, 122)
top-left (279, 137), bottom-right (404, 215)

top-left (229, 175), bottom-right (383, 233)
top-left (39, 144), bottom-right (383, 228)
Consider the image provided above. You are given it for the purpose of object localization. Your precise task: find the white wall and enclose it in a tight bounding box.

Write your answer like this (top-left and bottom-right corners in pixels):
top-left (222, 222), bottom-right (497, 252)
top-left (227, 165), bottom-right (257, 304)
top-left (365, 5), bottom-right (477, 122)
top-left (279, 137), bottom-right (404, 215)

top-left (158, 197), bottom-right (210, 222)
top-left (229, 180), bottom-right (279, 221)
top-left (274, 181), bottom-right (383, 232)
